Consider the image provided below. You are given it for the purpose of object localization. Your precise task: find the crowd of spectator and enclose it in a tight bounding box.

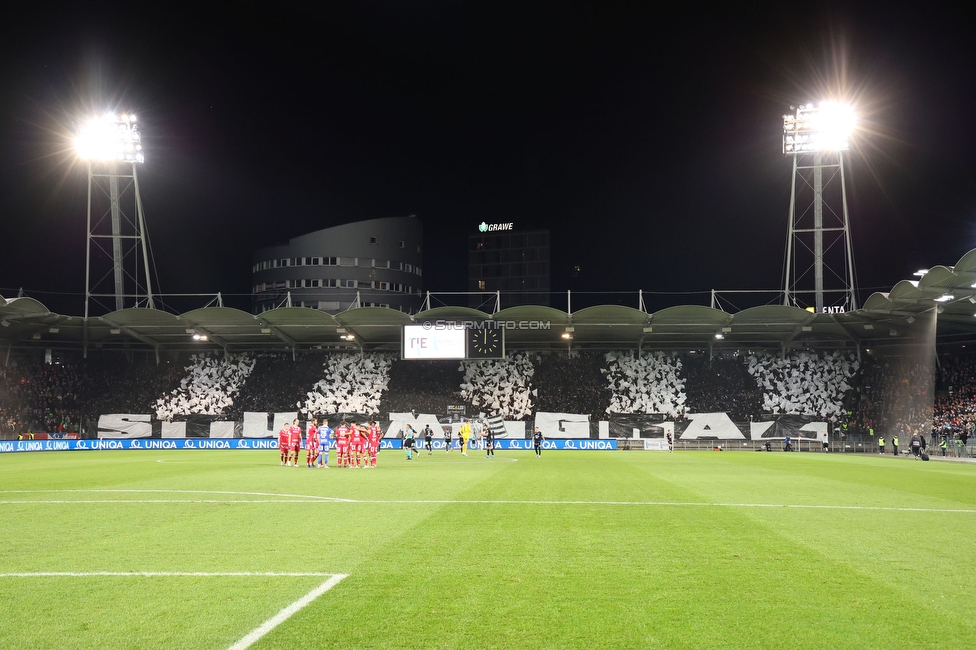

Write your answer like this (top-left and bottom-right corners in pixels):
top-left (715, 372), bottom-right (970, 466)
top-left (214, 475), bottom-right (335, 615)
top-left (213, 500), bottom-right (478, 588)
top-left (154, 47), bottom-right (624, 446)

top-left (746, 351), bottom-right (857, 420)
top-left (378, 360), bottom-right (464, 416)
top-left (532, 352), bottom-right (610, 421)
top-left (7, 348), bottom-right (976, 441)
top-left (682, 354), bottom-right (762, 422)
top-left (303, 353), bottom-right (393, 416)
top-left (231, 353), bottom-right (324, 419)
top-left (459, 352), bottom-right (535, 419)
top-left (933, 353), bottom-right (976, 444)
top-left (0, 359), bottom-right (84, 433)
top-left (603, 351), bottom-right (685, 418)
top-left (850, 355), bottom-right (934, 439)
top-left (154, 354), bottom-right (256, 421)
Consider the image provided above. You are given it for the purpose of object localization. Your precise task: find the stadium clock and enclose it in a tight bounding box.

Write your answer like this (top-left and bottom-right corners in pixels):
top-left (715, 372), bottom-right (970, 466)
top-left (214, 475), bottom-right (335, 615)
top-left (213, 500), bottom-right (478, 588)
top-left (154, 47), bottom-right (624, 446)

top-left (467, 327), bottom-right (504, 358)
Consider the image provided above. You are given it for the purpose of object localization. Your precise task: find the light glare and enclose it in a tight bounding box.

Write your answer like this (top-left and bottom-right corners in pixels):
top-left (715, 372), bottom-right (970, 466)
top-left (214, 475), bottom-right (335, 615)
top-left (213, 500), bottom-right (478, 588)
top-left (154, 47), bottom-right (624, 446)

top-left (783, 101), bottom-right (857, 154)
top-left (74, 113), bottom-right (145, 163)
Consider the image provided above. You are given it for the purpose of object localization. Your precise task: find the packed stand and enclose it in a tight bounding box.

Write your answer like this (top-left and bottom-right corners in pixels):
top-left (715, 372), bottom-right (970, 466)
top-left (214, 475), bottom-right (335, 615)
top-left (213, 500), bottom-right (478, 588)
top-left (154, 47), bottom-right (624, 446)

top-left (603, 351), bottom-right (686, 418)
top-left (746, 351), bottom-right (856, 420)
top-left (0, 359), bottom-right (84, 434)
top-left (532, 352), bottom-right (611, 421)
top-left (232, 353), bottom-right (328, 419)
top-left (459, 352), bottom-right (535, 419)
top-left (933, 353), bottom-right (976, 447)
top-left (153, 354), bottom-right (256, 420)
top-left (682, 354), bottom-right (763, 422)
top-left (852, 355), bottom-right (933, 439)
top-left (378, 360), bottom-right (464, 416)
top-left (302, 353), bottom-right (393, 417)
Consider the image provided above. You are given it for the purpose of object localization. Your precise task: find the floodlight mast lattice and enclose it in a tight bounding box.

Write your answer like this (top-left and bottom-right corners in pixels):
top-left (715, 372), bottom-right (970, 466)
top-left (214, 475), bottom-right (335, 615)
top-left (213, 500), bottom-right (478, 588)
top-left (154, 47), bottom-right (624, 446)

top-left (75, 113), bottom-right (155, 317)
top-left (782, 102), bottom-right (858, 313)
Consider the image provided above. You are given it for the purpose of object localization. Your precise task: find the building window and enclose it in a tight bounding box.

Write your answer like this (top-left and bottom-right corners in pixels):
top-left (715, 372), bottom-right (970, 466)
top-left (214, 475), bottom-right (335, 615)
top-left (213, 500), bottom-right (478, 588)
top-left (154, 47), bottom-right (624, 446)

top-left (399, 240), bottom-right (404, 248)
top-left (280, 258), bottom-right (290, 267)
top-left (370, 237), bottom-right (377, 244)
top-left (478, 280), bottom-right (486, 290)
top-left (343, 279), bottom-right (356, 288)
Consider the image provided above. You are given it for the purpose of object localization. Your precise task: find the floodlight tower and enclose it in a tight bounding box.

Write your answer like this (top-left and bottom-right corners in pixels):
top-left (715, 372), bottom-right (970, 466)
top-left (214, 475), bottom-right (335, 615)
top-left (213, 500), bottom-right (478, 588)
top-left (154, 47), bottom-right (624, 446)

top-left (75, 113), bottom-right (154, 316)
top-left (782, 102), bottom-right (858, 313)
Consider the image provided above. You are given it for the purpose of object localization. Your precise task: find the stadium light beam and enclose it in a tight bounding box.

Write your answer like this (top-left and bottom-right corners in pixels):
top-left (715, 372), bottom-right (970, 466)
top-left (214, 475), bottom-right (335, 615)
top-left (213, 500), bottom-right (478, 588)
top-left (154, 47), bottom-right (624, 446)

top-left (782, 101), bottom-right (859, 314)
top-left (74, 113), bottom-right (145, 164)
top-left (782, 102), bottom-right (856, 154)
top-left (75, 111), bottom-right (154, 327)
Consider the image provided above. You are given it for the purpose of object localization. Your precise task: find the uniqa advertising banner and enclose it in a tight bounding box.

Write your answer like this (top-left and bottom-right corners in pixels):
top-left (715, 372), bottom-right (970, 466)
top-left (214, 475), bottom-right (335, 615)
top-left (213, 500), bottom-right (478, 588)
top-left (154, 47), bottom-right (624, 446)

top-left (0, 438), bottom-right (617, 453)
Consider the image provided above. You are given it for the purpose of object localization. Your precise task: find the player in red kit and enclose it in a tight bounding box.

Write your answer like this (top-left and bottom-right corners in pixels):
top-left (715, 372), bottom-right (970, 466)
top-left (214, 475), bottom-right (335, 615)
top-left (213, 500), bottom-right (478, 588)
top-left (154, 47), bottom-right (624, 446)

top-left (289, 418), bottom-right (303, 468)
top-left (349, 421), bottom-right (366, 468)
top-left (335, 421), bottom-right (350, 468)
top-left (305, 418), bottom-right (320, 467)
top-left (366, 421), bottom-right (381, 467)
top-left (278, 423), bottom-right (291, 465)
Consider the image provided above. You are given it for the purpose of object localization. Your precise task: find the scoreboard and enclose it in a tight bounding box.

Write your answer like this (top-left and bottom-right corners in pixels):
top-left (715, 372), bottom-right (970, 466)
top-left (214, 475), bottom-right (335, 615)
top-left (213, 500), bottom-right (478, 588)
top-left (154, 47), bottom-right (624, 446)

top-left (402, 324), bottom-right (504, 359)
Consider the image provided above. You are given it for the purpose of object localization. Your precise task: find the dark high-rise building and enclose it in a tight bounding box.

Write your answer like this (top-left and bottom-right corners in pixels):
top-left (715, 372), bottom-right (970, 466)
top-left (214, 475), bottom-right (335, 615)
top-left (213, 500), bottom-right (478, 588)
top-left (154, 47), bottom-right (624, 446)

top-left (252, 216), bottom-right (423, 314)
top-left (468, 224), bottom-right (549, 308)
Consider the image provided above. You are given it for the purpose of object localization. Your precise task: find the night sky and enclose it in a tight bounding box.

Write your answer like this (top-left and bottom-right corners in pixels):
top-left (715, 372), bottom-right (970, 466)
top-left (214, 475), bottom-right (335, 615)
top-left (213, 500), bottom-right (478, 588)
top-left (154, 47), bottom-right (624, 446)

top-left (1, 2), bottom-right (974, 315)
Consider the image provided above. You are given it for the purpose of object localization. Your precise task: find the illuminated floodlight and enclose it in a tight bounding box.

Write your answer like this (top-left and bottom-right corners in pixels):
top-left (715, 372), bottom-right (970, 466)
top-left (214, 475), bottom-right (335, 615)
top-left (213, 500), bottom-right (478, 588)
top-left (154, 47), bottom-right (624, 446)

top-left (783, 101), bottom-right (856, 154)
top-left (74, 113), bottom-right (144, 163)
top-left (934, 294), bottom-right (954, 302)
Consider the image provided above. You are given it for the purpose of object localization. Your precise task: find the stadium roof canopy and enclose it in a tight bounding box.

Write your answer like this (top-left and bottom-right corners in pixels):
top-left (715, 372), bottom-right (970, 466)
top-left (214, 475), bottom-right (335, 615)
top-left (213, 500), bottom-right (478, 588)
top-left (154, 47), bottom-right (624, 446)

top-left (5, 249), bottom-right (976, 358)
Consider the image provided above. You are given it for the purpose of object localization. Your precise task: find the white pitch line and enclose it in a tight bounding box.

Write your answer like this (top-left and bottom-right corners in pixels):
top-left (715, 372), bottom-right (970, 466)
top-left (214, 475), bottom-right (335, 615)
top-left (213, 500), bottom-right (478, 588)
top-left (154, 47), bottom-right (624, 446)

top-left (0, 571), bottom-right (349, 650)
top-left (0, 572), bottom-right (338, 578)
top-left (1, 494), bottom-right (975, 513)
top-left (0, 489), bottom-right (351, 501)
top-left (226, 573), bottom-right (347, 650)
top-left (0, 500), bottom-right (360, 504)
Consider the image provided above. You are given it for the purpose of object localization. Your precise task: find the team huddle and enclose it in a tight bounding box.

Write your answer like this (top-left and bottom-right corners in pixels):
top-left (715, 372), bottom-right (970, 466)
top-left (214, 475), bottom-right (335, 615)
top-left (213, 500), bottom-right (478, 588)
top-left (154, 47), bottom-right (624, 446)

top-left (278, 418), bottom-right (381, 468)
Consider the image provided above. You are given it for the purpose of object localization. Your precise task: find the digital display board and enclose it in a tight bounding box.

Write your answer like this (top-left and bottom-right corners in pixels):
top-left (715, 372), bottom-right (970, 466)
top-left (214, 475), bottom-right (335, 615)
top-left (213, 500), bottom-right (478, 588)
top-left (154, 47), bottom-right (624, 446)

top-left (402, 325), bottom-right (466, 359)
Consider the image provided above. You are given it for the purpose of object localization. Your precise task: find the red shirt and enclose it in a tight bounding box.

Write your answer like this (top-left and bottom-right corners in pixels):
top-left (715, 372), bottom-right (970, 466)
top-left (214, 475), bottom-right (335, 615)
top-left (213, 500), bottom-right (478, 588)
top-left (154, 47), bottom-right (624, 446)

top-left (306, 427), bottom-right (319, 448)
top-left (350, 427), bottom-right (363, 445)
top-left (367, 426), bottom-right (380, 447)
top-left (278, 427), bottom-right (290, 448)
top-left (289, 425), bottom-right (302, 446)
top-left (335, 426), bottom-right (350, 447)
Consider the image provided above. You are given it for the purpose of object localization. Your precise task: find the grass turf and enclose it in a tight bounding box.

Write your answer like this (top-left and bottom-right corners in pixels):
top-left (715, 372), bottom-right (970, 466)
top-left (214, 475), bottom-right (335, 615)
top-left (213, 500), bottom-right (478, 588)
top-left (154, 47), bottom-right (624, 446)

top-left (1, 448), bottom-right (974, 649)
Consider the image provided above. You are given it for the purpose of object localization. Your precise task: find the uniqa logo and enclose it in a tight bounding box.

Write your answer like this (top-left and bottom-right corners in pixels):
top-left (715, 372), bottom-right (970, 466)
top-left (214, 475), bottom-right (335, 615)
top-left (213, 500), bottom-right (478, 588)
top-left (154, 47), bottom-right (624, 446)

top-left (478, 222), bottom-right (488, 232)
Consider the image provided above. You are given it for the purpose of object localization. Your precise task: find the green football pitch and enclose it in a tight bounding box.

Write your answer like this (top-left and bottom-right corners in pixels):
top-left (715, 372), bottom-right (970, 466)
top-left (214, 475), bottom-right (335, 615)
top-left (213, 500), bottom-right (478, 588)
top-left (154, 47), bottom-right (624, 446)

top-left (2, 448), bottom-right (975, 649)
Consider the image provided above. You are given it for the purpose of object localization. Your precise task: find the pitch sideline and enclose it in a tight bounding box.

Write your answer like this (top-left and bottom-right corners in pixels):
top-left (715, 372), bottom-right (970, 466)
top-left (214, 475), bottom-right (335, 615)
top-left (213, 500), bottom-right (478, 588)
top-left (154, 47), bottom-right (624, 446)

top-left (0, 571), bottom-right (349, 650)
top-left (0, 489), bottom-right (975, 513)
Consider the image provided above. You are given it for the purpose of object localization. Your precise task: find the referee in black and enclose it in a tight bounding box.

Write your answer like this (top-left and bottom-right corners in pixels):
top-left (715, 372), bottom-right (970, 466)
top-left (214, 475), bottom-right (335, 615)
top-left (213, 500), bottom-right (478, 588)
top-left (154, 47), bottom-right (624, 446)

top-left (423, 424), bottom-right (434, 455)
top-left (484, 423), bottom-right (495, 458)
top-left (532, 426), bottom-right (545, 457)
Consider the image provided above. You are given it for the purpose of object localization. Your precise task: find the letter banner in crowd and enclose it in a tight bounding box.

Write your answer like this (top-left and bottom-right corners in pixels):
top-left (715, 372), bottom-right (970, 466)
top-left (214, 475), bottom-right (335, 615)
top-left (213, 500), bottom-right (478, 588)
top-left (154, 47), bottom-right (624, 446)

top-left (609, 412), bottom-right (828, 441)
top-left (608, 413), bottom-right (670, 439)
top-left (533, 412), bottom-right (590, 439)
top-left (97, 414), bottom-right (151, 439)
top-left (0, 438), bottom-right (616, 453)
top-left (242, 412), bottom-right (297, 438)
top-left (748, 414), bottom-right (827, 441)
